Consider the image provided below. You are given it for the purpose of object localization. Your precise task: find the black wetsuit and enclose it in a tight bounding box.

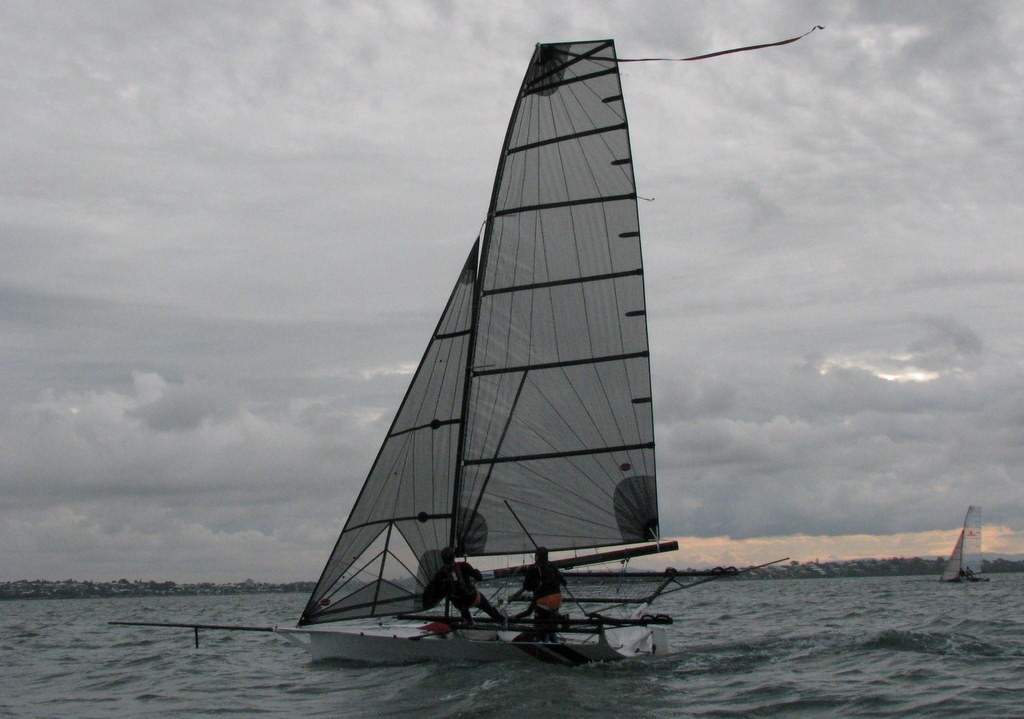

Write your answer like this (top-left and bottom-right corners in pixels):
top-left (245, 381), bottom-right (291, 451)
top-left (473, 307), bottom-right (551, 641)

top-left (428, 561), bottom-right (503, 624)
top-left (514, 560), bottom-right (566, 639)
top-left (522, 561), bottom-right (565, 601)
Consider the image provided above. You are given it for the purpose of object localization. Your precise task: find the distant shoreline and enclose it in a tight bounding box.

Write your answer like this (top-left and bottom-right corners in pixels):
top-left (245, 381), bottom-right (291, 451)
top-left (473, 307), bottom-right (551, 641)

top-left (0, 578), bottom-right (315, 601)
top-left (4, 557), bottom-right (1023, 600)
top-left (745, 556), bottom-right (1024, 580)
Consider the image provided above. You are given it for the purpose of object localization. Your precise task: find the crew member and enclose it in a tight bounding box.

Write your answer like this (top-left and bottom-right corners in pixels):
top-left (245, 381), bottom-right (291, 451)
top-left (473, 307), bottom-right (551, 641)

top-left (513, 546), bottom-right (566, 641)
top-left (427, 546), bottom-right (504, 625)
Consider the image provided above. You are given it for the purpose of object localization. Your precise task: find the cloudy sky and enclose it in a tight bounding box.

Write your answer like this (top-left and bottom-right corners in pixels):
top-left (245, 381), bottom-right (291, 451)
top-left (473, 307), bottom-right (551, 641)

top-left (2, 1), bottom-right (1022, 582)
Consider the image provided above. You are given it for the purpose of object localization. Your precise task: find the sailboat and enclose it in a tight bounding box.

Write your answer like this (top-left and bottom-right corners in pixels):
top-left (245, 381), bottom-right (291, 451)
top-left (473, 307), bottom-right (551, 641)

top-left (107, 33), bottom-right (824, 662)
top-left (940, 505), bottom-right (988, 582)
top-left (274, 39), bottom-right (685, 664)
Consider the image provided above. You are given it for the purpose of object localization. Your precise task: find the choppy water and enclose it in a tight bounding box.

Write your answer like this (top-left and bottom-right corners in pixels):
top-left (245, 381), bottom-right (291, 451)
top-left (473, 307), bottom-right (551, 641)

top-left (3, 574), bottom-right (1022, 718)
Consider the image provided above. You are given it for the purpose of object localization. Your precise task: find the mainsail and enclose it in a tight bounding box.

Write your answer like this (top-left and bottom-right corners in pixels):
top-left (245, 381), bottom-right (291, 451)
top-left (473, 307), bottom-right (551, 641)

top-left (457, 40), bottom-right (657, 556)
top-left (301, 40), bottom-right (658, 625)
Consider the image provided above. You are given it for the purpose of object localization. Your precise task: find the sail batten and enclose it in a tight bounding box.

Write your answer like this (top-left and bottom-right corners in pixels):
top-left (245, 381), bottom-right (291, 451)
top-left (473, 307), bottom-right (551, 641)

top-left (465, 441), bottom-right (656, 466)
top-left (436, 328), bottom-right (472, 340)
top-left (482, 267), bottom-right (642, 296)
top-left (507, 122), bottom-right (628, 154)
top-left (387, 417), bottom-right (460, 439)
top-left (342, 512), bottom-right (456, 534)
top-left (525, 67), bottom-right (619, 96)
top-left (493, 193), bottom-right (637, 217)
top-left (472, 350), bottom-right (650, 377)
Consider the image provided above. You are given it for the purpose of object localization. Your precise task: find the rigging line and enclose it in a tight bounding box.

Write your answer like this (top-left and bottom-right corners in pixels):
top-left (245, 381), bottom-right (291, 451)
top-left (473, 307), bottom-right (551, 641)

top-left (500, 454), bottom-right (620, 520)
top-left (449, 242), bottom-right (481, 554)
top-left (369, 523), bottom-right (394, 613)
top-left (462, 369), bottom-right (530, 541)
top-left (462, 407), bottom-right (629, 522)
top-left (566, 26), bottom-right (825, 64)
top-left (560, 362), bottom-right (633, 473)
top-left (495, 493), bottom-right (624, 535)
top-left (565, 559), bottom-right (788, 617)
top-left (503, 499), bottom-right (589, 616)
top-left (440, 276), bottom-right (475, 518)
top-left (319, 590), bottom-right (425, 617)
top-left (317, 546), bottom-right (389, 606)
top-left (525, 413), bottom-right (618, 502)
top-left (524, 366), bottom-right (629, 501)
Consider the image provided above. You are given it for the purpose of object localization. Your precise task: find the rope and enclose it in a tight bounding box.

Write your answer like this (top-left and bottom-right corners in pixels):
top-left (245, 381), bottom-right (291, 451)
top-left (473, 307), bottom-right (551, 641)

top-left (565, 26), bottom-right (825, 64)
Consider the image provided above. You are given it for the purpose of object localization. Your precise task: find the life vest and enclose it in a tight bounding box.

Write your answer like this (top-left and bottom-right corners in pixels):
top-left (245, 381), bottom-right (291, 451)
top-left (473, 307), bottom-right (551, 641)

top-left (525, 560), bottom-right (564, 612)
top-left (535, 592), bottom-right (562, 612)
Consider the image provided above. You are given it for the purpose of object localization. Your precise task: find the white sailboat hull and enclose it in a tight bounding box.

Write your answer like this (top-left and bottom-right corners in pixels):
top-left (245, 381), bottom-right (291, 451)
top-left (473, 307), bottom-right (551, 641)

top-left (277, 622), bottom-right (668, 665)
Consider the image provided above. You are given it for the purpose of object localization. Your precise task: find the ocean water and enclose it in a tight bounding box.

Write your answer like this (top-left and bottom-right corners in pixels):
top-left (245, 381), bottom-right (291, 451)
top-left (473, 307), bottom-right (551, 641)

top-left (2, 574), bottom-right (1022, 718)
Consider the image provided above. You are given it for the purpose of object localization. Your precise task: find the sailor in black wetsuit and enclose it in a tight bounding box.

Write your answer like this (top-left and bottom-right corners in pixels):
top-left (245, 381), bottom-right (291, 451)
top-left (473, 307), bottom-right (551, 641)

top-left (427, 546), bottom-right (504, 625)
top-left (513, 546), bottom-right (566, 641)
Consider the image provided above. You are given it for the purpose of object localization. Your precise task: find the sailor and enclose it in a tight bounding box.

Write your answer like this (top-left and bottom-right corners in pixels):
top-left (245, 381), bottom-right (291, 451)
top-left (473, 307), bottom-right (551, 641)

top-left (513, 546), bottom-right (566, 642)
top-left (427, 546), bottom-right (504, 626)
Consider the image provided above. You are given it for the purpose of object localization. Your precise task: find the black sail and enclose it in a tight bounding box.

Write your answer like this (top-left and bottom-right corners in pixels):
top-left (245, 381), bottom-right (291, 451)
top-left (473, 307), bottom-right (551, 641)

top-left (456, 41), bottom-right (658, 556)
top-left (301, 244), bottom-right (478, 624)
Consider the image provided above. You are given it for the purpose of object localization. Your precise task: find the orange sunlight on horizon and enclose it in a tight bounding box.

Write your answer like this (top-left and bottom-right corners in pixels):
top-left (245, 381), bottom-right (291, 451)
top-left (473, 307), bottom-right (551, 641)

top-left (632, 525), bottom-right (1024, 571)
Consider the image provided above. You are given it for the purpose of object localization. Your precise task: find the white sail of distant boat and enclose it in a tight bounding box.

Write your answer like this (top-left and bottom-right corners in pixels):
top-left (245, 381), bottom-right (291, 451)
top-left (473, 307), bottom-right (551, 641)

top-left (941, 505), bottom-right (987, 582)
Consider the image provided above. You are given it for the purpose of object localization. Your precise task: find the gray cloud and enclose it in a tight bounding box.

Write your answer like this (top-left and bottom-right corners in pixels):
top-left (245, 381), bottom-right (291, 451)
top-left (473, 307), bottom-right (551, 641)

top-left (2, 1), bottom-right (1022, 580)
